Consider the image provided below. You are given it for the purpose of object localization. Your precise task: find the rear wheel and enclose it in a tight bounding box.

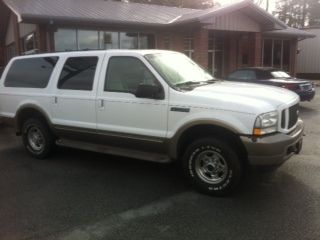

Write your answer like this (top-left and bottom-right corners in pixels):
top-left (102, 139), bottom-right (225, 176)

top-left (182, 138), bottom-right (243, 196)
top-left (22, 118), bottom-right (56, 159)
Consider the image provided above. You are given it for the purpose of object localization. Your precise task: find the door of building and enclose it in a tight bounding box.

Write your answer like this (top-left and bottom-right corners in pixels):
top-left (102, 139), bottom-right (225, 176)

top-left (208, 34), bottom-right (224, 78)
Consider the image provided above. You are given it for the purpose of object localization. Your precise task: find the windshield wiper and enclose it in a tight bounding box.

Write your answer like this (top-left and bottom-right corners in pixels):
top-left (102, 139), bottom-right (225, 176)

top-left (175, 79), bottom-right (217, 87)
top-left (204, 79), bottom-right (217, 83)
top-left (175, 81), bottom-right (202, 87)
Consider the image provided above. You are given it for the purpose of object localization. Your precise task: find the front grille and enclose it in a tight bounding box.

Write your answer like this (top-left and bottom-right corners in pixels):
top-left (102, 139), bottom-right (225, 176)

top-left (281, 110), bottom-right (286, 129)
top-left (288, 103), bottom-right (299, 129)
top-left (280, 103), bottom-right (299, 130)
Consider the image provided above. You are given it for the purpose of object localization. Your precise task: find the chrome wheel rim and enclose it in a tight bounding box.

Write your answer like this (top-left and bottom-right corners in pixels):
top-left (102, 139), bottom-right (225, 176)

top-left (27, 126), bottom-right (45, 152)
top-left (195, 149), bottom-right (228, 184)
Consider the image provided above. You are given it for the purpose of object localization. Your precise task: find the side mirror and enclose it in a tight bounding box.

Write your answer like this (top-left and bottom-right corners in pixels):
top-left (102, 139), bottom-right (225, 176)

top-left (135, 84), bottom-right (163, 99)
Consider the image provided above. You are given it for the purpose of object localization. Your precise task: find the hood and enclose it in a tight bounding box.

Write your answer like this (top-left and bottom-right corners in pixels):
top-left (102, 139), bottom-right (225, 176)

top-left (268, 78), bottom-right (310, 84)
top-left (182, 81), bottom-right (299, 115)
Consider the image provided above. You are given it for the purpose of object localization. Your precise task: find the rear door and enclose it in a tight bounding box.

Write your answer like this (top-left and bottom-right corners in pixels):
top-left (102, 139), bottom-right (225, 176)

top-left (50, 52), bottom-right (104, 131)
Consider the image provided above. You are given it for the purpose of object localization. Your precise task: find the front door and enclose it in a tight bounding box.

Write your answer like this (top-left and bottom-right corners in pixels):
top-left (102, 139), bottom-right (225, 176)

top-left (96, 55), bottom-right (169, 147)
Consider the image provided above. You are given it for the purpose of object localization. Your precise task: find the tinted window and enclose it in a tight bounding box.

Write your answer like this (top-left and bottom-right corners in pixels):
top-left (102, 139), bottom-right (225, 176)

top-left (5, 57), bottom-right (58, 88)
top-left (105, 57), bottom-right (159, 94)
top-left (256, 70), bottom-right (272, 80)
top-left (58, 57), bottom-right (98, 91)
top-left (228, 70), bottom-right (256, 81)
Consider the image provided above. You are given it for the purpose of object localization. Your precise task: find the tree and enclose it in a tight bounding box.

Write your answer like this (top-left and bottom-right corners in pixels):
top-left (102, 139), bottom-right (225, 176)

top-left (274, 0), bottom-right (320, 27)
top-left (309, 0), bottom-right (320, 26)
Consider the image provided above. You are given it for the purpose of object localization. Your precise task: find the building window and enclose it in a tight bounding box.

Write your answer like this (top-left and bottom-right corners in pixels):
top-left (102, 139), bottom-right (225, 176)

top-left (263, 39), bottom-right (291, 71)
top-left (184, 36), bottom-right (194, 59)
top-left (100, 32), bottom-right (119, 49)
top-left (208, 34), bottom-right (224, 78)
top-left (139, 33), bottom-right (155, 49)
top-left (78, 30), bottom-right (99, 50)
top-left (163, 35), bottom-right (171, 50)
top-left (120, 32), bottom-right (138, 49)
top-left (21, 32), bottom-right (37, 54)
top-left (54, 29), bottom-right (77, 51)
top-left (54, 29), bottom-right (155, 51)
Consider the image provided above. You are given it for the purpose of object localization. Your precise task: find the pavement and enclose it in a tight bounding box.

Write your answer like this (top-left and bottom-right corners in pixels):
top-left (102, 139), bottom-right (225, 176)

top-left (0, 89), bottom-right (320, 240)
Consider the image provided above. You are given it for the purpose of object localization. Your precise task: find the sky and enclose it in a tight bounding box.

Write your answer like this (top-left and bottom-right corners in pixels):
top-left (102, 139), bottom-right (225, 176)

top-left (216, 0), bottom-right (277, 13)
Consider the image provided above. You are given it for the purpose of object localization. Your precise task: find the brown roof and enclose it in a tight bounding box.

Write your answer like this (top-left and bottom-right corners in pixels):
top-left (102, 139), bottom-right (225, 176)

top-left (3, 0), bottom-right (287, 28)
top-left (2, 0), bottom-right (313, 40)
top-left (3, 0), bottom-right (199, 26)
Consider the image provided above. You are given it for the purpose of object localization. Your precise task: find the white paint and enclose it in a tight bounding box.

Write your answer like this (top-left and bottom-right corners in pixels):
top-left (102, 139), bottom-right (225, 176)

top-left (297, 28), bottom-right (320, 74)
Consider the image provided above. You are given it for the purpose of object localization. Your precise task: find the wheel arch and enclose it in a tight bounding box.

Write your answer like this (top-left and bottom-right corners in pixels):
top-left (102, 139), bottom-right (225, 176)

top-left (15, 104), bottom-right (53, 135)
top-left (169, 122), bottom-right (248, 165)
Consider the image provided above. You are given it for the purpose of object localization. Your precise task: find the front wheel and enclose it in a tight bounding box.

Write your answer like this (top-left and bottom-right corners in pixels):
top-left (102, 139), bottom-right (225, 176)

top-left (182, 138), bottom-right (243, 196)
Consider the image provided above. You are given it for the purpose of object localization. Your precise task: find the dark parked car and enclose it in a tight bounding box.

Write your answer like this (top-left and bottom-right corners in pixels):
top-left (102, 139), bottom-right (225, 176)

top-left (227, 67), bottom-right (315, 101)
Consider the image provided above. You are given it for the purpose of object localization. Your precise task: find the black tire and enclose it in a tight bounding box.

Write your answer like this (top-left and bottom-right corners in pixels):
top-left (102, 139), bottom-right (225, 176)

top-left (22, 118), bottom-right (56, 159)
top-left (182, 138), bottom-right (243, 197)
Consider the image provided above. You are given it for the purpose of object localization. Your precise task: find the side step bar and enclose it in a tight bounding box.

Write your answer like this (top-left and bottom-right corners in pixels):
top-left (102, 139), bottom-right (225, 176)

top-left (56, 139), bottom-right (171, 163)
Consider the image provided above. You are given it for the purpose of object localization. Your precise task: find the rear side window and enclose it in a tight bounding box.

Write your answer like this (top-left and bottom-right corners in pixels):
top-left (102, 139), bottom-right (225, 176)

top-left (58, 57), bottom-right (98, 91)
top-left (228, 70), bottom-right (256, 81)
top-left (4, 57), bottom-right (58, 88)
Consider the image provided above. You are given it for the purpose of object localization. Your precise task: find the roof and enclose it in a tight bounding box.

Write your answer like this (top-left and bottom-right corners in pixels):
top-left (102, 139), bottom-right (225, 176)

top-left (263, 27), bottom-right (316, 39)
top-left (2, 0), bottom-right (287, 28)
top-left (2, 0), bottom-right (199, 26)
top-left (1, 0), bottom-right (313, 40)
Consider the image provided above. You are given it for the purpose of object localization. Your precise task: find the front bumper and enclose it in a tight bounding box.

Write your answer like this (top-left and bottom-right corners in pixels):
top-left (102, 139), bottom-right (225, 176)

top-left (241, 119), bottom-right (304, 166)
top-left (297, 89), bottom-right (315, 101)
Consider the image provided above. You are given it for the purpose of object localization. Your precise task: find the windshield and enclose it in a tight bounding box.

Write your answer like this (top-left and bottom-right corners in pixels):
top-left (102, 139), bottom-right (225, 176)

top-left (271, 71), bottom-right (291, 79)
top-left (145, 52), bottom-right (214, 89)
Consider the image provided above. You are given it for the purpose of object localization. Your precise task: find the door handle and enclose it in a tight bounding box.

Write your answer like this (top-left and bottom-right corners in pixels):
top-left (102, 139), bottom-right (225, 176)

top-left (98, 99), bottom-right (104, 108)
top-left (53, 96), bottom-right (58, 104)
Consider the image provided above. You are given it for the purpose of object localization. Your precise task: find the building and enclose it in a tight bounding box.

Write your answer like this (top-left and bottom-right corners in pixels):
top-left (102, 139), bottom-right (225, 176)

top-left (297, 27), bottom-right (320, 80)
top-left (0, 0), bottom-right (314, 78)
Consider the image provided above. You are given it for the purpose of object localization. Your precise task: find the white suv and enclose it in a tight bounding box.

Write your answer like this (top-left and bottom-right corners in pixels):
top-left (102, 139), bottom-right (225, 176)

top-left (0, 50), bottom-right (304, 196)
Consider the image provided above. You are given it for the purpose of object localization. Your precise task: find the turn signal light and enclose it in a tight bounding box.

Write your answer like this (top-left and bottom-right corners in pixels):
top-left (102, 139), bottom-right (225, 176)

top-left (253, 128), bottom-right (262, 136)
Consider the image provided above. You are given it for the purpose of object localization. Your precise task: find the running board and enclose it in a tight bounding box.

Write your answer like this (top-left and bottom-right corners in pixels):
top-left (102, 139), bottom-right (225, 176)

top-left (56, 139), bottom-right (170, 163)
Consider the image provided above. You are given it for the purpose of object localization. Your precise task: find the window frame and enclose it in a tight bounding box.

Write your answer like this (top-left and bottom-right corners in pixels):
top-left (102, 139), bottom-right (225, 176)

top-left (4, 56), bottom-right (59, 89)
top-left (104, 56), bottom-right (164, 98)
top-left (57, 56), bottom-right (99, 91)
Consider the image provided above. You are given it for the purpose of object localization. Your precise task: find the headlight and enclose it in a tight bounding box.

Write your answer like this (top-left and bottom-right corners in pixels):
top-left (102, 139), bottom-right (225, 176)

top-left (253, 111), bottom-right (278, 136)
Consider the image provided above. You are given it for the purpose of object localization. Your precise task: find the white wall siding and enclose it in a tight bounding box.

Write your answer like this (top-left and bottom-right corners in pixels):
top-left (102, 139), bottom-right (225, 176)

top-left (297, 29), bottom-right (320, 73)
top-left (204, 11), bottom-right (261, 32)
